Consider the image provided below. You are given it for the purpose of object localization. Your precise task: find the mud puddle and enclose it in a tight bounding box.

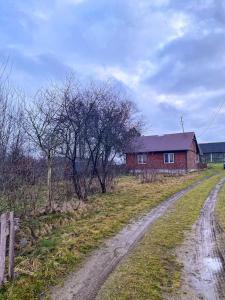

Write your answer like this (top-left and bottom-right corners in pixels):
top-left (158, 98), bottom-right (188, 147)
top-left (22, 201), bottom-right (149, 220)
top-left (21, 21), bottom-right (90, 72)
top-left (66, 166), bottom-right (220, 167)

top-left (173, 177), bottom-right (225, 300)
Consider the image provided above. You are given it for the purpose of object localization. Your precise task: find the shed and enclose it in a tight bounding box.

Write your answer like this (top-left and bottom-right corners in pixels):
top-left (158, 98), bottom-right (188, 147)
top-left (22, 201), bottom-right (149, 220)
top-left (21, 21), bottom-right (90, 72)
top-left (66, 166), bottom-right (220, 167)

top-left (199, 142), bottom-right (225, 163)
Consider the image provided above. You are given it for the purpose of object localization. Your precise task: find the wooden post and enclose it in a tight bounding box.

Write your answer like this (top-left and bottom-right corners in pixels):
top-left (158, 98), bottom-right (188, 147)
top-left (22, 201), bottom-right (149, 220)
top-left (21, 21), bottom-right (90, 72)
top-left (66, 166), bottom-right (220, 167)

top-left (8, 212), bottom-right (15, 279)
top-left (0, 213), bottom-right (7, 286)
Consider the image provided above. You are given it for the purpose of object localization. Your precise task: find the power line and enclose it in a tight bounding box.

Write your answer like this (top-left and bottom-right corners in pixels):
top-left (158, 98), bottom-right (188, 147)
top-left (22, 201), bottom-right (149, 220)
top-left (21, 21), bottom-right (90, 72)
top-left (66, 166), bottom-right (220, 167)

top-left (198, 98), bottom-right (225, 138)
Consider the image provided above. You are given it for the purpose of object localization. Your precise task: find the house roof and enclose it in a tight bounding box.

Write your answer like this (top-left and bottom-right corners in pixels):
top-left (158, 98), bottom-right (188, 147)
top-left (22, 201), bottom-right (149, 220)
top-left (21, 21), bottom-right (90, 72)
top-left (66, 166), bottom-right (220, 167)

top-left (125, 132), bottom-right (199, 154)
top-left (199, 142), bottom-right (225, 154)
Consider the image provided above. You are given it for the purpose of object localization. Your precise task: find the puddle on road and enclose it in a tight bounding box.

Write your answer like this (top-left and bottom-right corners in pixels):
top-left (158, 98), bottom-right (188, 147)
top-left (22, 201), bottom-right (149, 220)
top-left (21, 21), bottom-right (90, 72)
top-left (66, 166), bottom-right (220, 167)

top-left (203, 257), bottom-right (223, 273)
top-left (172, 178), bottom-right (225, 300)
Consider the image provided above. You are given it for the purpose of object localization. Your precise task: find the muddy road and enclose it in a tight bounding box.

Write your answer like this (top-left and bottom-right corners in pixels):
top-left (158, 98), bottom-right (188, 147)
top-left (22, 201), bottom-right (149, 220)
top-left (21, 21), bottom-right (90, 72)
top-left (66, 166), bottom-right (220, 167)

top-left (50, 179), bottom-right (205, 300)
top-left (174, 177), bottom-right (225, 300)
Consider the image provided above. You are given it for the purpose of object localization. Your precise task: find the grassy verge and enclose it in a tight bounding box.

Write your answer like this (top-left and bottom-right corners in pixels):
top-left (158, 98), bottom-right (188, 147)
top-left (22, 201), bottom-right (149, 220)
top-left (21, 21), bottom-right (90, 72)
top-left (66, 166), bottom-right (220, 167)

top-left (215, 174), bottom-right (225, 272)
top-left (0, 167), bottom-right (220, 299)
top-left (215, 177), bottom-right (225, 229)
top-left (97, 172), bottom-right (225, 300)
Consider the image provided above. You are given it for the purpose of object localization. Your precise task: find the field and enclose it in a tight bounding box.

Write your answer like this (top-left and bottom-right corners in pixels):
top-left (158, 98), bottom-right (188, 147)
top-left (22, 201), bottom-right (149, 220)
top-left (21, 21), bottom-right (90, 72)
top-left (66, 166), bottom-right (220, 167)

top-left (0, 166), bottom-right (221, 299)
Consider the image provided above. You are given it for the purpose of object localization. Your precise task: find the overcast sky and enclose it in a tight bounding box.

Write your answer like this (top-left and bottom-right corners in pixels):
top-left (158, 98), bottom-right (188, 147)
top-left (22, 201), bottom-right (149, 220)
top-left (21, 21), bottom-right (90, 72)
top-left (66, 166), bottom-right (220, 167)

top-left (1, 0), bottom-right (225, 142)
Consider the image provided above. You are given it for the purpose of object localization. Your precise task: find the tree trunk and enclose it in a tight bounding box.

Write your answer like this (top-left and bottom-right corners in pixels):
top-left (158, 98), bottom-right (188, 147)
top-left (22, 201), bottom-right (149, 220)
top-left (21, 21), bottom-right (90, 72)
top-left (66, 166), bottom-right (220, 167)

top-left (47, 157), bottom-right (53, 211)
top-left (100, 181), bottom-right (106, 193)
top-left (99, 163), bottom-right (108, 194)
top-left (71, 161), bottom-right (87, 201)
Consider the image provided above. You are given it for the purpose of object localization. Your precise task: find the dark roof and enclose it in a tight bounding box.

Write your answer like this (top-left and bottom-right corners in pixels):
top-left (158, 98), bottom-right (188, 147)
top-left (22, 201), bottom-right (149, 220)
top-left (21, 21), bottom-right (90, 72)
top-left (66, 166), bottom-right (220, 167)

top-left (199, 142), bottom-right (225, 154)
top-left (126, 132), bottom-right (199, 153)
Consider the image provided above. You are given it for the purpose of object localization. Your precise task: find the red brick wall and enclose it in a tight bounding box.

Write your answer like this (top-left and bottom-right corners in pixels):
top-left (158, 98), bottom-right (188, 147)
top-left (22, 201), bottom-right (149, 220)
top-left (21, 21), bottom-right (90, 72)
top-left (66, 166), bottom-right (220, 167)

top-left (186, 140), bottom-right (199, 170)
top-left (126, 151), bottom-right (187, 170)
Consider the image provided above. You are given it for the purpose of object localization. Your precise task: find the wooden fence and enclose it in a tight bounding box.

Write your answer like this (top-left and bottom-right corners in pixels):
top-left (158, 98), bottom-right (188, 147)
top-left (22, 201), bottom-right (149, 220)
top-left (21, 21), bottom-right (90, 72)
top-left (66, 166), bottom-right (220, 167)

top-left (0, 212), bottom-right (19, 287)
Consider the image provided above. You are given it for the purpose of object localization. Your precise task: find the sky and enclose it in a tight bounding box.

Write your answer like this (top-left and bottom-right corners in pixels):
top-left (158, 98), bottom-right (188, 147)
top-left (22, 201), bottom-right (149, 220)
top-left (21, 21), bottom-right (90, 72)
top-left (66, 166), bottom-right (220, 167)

top-left (1, 0), bottom-right (225, 142)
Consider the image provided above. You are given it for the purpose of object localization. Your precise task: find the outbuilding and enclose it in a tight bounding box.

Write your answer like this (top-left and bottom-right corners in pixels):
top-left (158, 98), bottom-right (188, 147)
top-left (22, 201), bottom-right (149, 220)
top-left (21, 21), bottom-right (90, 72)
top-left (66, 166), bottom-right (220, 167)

top-left (199, 142), bottom-right (225, 163)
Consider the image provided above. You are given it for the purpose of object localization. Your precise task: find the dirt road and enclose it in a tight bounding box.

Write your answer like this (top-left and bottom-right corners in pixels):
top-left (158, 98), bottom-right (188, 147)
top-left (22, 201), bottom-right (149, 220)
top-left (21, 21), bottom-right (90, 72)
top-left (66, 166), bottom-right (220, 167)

top-left (174, 177), bottom-right (225, 300)
top-left (50, 179), bottom-right (205, 300)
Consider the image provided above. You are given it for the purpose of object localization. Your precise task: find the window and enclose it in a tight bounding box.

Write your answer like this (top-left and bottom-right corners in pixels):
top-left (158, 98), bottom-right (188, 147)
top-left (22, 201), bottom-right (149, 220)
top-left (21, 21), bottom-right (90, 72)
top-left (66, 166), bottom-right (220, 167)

top-left (164, 153), bottom-right (175, 164)
top-left (137, 154), bottom-right (147, 164)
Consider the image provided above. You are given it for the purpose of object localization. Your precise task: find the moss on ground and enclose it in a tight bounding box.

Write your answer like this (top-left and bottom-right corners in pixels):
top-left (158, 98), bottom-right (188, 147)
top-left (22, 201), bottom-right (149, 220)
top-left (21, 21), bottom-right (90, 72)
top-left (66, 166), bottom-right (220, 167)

top-left (97, 172), bottom-right (225, 300)
top-left (0, 167), bottom-right (221, 300)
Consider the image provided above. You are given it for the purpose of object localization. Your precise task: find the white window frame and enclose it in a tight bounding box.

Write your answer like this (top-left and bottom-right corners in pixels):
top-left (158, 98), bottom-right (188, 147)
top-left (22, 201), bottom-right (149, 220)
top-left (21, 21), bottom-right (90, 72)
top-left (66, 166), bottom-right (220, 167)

top-left (164, 153), bottom-right (175, 164)
top-left (137, 153), bottom-right (147, 164)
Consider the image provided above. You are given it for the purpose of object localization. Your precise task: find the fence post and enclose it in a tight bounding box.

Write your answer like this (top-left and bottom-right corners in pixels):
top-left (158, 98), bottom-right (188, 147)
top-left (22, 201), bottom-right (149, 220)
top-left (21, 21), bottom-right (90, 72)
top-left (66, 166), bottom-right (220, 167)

top-left (8, 212), bottom-right (15, 279)
top-left (0, 213), bottom-right (7, 286)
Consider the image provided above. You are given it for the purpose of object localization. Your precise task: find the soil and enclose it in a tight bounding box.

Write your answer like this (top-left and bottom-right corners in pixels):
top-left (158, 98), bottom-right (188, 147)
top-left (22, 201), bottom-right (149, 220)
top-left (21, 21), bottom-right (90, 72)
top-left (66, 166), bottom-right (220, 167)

top-left (172, 177), bottom-right (225, 300)
top-left (49, 179), bottom-right (205, 300)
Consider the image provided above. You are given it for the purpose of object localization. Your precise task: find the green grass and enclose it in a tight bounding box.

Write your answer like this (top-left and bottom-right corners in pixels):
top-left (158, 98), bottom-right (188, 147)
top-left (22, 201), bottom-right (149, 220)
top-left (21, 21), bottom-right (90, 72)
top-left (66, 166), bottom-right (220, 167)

top-left (215, 175), bottom-right (225, 229)
top-left (97, 172), bottom-right (225, 300)
top-left (0, 167), bottom-right (221, 300)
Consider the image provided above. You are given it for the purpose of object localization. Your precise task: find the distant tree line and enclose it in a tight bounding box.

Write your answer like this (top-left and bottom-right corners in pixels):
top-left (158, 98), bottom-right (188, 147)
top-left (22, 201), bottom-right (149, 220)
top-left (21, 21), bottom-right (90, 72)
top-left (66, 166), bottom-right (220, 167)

top-left (0, 74), bottom-right (141, 215)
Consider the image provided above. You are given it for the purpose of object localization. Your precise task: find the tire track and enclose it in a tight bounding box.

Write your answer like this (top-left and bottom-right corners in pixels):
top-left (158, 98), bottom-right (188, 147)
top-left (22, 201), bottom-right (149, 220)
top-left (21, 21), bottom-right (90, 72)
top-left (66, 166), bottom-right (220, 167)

top-left (49, 178), bottom-right (207, 300)
top-left (175, 177), bottom-right (225, 300)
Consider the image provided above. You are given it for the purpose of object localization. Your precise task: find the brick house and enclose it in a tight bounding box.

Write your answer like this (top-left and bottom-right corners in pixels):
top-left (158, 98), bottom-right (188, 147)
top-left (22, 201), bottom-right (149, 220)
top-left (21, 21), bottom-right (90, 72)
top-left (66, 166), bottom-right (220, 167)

top-left (125, 132), bottom-right (201, 173)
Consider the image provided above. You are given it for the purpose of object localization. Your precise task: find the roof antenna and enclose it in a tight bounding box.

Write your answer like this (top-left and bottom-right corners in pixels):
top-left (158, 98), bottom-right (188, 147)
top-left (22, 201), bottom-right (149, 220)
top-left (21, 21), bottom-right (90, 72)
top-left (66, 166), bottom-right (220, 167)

top-left (180, 115), bottom-right (185, 133)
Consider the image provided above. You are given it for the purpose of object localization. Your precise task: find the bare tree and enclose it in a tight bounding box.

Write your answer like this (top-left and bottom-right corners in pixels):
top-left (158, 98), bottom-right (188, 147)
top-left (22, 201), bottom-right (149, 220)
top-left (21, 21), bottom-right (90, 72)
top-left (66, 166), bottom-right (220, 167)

top-left (13, 78), bottom-right (141, 209)
top-left (57, 80), bottom-right (141, 197)
top-left (24, 88), bottom-right (62, 211)
top-left (58, 82), bottom-right (93, 201)
top-left (84, 83), bottom-right (140, 193)
top-left (0, 69), bottom-right (35, 214)
top-left (0, 88), bottom-right (14, 188)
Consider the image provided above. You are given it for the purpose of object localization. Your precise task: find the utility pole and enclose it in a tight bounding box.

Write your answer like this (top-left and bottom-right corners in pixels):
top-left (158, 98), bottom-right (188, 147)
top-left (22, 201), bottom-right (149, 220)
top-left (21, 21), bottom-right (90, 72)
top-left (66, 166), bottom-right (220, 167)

top-left (180, 116), bottom-right (184, 133)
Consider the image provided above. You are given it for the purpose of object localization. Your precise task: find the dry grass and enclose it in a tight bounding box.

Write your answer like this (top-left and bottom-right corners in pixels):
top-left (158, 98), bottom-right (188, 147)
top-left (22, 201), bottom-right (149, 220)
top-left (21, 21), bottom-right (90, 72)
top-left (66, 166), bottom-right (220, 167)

top-left (0, 167), bottom-right (219, 300)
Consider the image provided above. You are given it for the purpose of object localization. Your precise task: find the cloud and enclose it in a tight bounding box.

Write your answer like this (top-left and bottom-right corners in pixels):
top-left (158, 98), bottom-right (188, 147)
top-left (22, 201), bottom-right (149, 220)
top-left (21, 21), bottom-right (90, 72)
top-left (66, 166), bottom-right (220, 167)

top-left (0, 46), bottom-right (73, 92)
top-left (1, 0), bottom-right (225, 141)
top-left (145, 31), bottom-right (225, 94)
